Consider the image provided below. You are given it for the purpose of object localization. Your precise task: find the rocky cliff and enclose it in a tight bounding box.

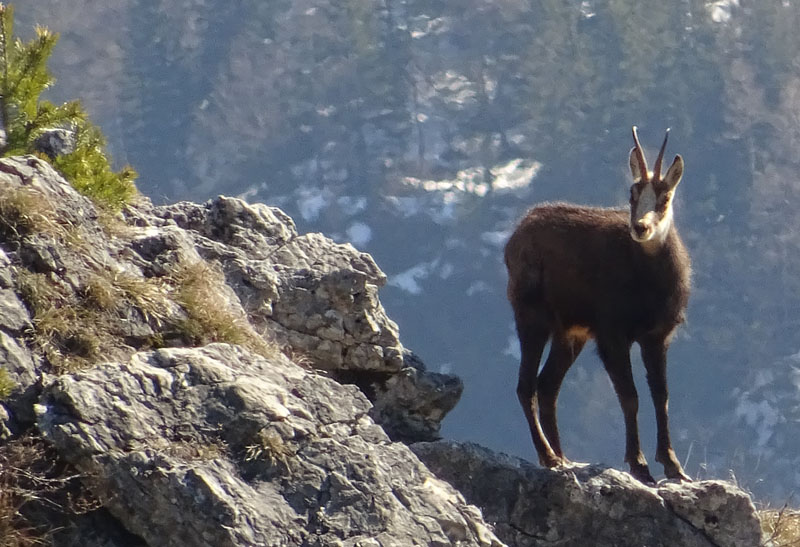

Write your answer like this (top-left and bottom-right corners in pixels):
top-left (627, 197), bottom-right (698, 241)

top-left (0, 155), bottom-right (763, 545)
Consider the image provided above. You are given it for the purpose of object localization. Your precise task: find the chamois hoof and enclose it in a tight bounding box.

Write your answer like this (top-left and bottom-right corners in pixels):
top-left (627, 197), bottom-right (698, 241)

top-left (629, 465), bottom-right (657, 486)
top-left (558, 460), bottom-right (591, 472)
top-left (664, 468), bottom-right (692, 483)
top-left (539, 454), bottom-right (565, 469)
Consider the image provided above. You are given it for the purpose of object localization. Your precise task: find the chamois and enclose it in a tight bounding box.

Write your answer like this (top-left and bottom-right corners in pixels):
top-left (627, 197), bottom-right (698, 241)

top-left (504, 127), bottom-right (691, 484)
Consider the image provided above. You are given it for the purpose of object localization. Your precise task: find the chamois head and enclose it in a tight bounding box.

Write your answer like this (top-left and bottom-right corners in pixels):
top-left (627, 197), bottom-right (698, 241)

top-left (628, 126), bottom-right (684, 245)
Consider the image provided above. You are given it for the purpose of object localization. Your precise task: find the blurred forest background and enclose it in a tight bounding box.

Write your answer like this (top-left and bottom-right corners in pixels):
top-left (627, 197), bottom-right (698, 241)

top-left (19, 0), bottom-right (800, 502)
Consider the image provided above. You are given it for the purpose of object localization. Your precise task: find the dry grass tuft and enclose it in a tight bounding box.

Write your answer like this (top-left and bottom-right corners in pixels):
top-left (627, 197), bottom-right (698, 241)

top-left (244, 427), bottom-right (294, 469)
top-left (163, 439), bottom-right (228, 463)
top-left (15, 271), bottom-right (108, 372)
top-left (0, 186), bottom-right (58, 240)
top-left (82, 273), bottom-right (117, 311)
top-left (170, 261), bottom-right (278, 359)
top-left (109, 271), bottom-right (170, 326)
top-left (0, 435), bottom-right (99, 547)
top-left (16, 258), bottom-right (278, 371)
top-left (32, 306), bottom-right (104, 370)
top-left (761, 505), bottom-right (800, 546)
top-left (15, 270), bottom-right (144, 372)
top-left (14, 271), bottom-right (65, 317)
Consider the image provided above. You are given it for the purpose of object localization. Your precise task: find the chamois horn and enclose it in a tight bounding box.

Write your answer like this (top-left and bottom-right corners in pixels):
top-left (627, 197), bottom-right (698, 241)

top-left (631, 126), bottom-right (648, 183)
top-left (653, 128), bottom-right (670, 181)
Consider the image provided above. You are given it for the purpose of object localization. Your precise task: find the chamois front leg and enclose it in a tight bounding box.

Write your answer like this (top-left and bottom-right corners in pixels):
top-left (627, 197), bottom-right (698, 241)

top-left (597, 337), bottom-right (655, 485)
top-left (640, 335), bottom-right (692, 482)
top-left (514, 311), bottom-right (562, 468)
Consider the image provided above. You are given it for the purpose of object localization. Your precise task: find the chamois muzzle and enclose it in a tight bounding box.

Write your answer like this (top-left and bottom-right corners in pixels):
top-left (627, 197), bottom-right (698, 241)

top-left (633, 220), bottom-right (650, 239)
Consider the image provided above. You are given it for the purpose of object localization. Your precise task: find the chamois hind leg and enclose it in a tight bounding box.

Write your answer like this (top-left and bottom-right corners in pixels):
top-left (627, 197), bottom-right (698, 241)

top-left (514, 309), bottom-right (561, 468)
top-left (640, 334), bottom-right (691, 482)
top-left (597, 336), bottom-right (655, 485)
top-left (537, 330), bottom-right (587, 460)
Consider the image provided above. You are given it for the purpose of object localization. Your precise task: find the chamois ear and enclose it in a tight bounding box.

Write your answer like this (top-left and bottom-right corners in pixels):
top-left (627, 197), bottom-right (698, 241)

top-left (629, 147), bottom-right (644, 182)
top-left (663, 155), bottom-right (684, 190)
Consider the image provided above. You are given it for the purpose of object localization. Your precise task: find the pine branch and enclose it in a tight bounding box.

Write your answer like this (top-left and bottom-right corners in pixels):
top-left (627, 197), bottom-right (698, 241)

top-left (0, 3), bottom-right (137, 209)
top-left (0, 4), bottom-right (12, 154)
top-left (8, 30), bottom-right (57, 117)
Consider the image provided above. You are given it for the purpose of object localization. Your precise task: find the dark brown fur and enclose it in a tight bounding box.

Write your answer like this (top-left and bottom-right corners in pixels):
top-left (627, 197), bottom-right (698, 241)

top-left (505, 201), bottom-right (691, 484)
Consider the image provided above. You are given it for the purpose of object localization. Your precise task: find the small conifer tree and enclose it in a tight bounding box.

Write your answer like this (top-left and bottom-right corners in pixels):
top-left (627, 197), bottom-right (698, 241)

top-left (0, 3), bottom-right (137, 209)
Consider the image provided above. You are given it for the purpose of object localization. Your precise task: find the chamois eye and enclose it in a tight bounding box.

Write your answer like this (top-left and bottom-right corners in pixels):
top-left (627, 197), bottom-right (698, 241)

top-left (629, 186), bottom-right (639, 202)
top-left (657, 191), bottom-right (673, 209)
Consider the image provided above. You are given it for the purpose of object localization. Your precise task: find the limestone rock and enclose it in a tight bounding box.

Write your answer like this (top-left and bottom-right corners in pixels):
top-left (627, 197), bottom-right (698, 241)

top-left (0, 247), bottom-right (12, 287)
top-left (659, 480), bottom-right (763, 547)
top-left (0, 155), bottom-right (459, 441)
top-left (0, 288), bottom-right (32, 333)
top-left (412, 441), bottom-right (763, 547)
top-left (154, 195), bottom-right (461, 440)
top-left (370, 349), bottom-right (464, 442)
top-left (36, 344), bottom-right (503, 546)
top-left (0, 329), bottom-right (40, 426)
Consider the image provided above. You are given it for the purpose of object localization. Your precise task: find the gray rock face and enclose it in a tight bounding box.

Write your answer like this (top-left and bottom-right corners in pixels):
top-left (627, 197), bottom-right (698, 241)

top-left (154, 195), bottom-right (461, 441)
top-left (36, 344), bottom-right (502, 547)
top-left (658, 481), bottom-right (764, 547)
top-left (370, 350), bottom-right (464, 442)
top-left (412, 441), bottom-right (763, 547)
top-left (0, 155), bottom-right (459, 441)
top-left (156, 197), bottom-right (400, 372)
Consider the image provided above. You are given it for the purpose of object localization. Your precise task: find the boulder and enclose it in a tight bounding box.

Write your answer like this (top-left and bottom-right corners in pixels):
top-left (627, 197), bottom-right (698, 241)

top-left (154, 195), bottom-right (462, 440)
top-left (0, 155), bottom-right (460, 441)
top-left (36, 344), bottom-right (502, 546)
top-left (32, 128), bottom-right (77, 159)
top-left (412, 441), bottom-right (763, 547)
